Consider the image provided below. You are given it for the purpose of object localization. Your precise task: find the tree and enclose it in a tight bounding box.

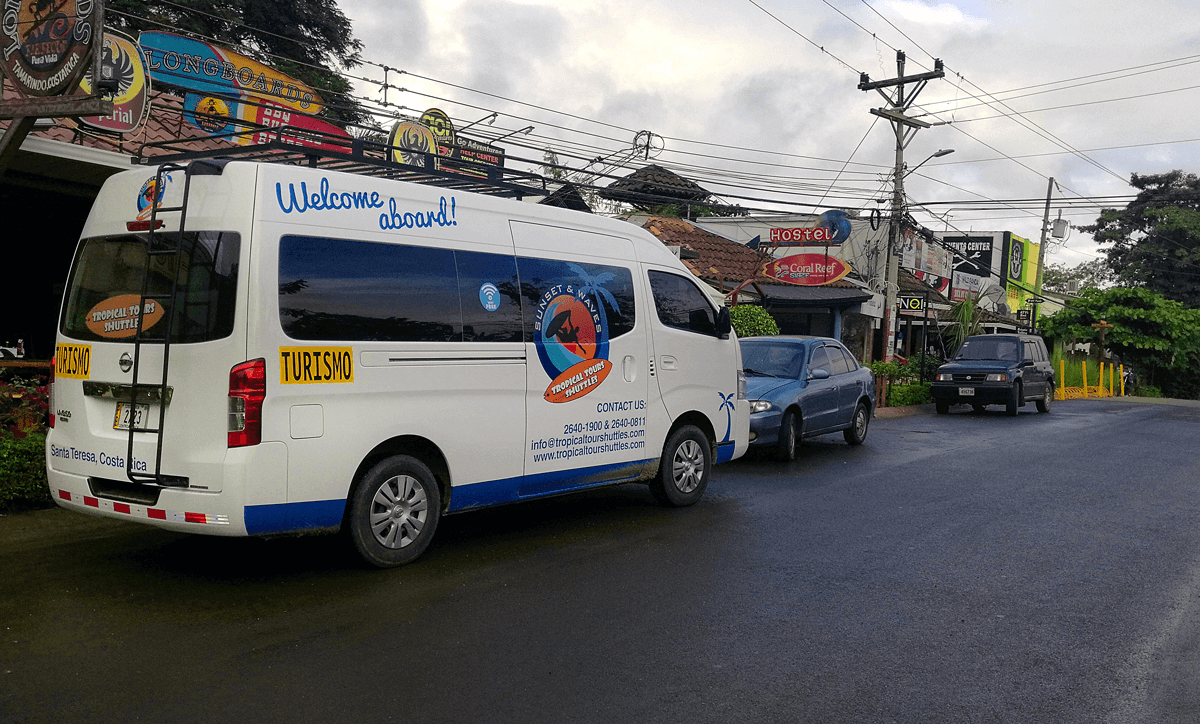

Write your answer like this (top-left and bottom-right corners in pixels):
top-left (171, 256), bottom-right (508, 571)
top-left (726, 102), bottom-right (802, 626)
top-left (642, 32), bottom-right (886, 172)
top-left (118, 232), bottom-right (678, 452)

top-left (1040, 286), bottom-right (1200, 399)
top-left (1082, 170), bottom-right (1200, 307)
top-left (944, 298), bottom-right (982, 354)
top-left (108, 0), bottom-right (367, 125)
top-left (1041, 259), bottom-right (1112, 293)
top-left (730, 305), bottom-right (779, 338)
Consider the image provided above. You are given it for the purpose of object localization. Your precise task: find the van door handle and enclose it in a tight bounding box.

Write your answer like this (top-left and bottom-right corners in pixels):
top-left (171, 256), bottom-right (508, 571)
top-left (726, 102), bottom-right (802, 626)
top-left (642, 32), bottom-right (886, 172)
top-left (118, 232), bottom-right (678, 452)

top-left (660, 355), bottom-right (678, 371)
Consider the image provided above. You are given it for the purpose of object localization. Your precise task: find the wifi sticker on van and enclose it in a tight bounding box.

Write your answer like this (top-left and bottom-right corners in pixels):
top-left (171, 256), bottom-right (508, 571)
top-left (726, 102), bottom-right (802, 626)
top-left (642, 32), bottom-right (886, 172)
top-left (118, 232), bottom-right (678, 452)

top-left (279, 347), bottom-right (354, 384)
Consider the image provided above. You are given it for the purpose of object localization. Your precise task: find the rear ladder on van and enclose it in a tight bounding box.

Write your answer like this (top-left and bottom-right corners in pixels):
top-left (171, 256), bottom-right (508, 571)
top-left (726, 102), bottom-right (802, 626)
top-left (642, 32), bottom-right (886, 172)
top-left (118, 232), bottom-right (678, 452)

top-left (124, 159), bottom-right (226, 487)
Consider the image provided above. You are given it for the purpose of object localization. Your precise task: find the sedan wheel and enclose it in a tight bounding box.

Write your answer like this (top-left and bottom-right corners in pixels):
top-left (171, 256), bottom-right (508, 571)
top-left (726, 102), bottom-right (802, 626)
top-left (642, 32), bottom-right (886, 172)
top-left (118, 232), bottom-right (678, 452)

top-left (843, 403), bottom-right (869, 445)
top-left (776, 410), bottom-right (799, 461)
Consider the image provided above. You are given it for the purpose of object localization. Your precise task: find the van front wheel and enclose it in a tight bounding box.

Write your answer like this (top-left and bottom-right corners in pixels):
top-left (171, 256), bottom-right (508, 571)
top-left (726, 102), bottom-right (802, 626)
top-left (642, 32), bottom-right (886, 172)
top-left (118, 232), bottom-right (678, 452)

top-left (348, 455), bottom-right (441, 568)
top-left (650, 425), bottom-right (711, 507)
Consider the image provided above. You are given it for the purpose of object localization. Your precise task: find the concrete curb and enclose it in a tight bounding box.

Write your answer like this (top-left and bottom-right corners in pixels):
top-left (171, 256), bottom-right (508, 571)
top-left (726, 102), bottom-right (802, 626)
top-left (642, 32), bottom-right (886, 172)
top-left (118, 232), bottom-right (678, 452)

top-left (872, 395), bottom-right (1200, 419)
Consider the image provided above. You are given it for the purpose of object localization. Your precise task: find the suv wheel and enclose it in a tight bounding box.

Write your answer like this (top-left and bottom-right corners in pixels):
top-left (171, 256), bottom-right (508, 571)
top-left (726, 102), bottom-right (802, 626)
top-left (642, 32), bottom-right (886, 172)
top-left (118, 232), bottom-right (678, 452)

top-left (1006, 382), bottom-right (1022, 416)
top-left (1037, 384), bottom-right (1054, 413)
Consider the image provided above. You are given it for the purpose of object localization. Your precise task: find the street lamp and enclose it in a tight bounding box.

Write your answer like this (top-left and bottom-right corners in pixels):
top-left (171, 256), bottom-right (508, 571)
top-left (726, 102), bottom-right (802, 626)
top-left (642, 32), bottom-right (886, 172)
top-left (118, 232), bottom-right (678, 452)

top-left (904, 148), bottom-right (954, 178)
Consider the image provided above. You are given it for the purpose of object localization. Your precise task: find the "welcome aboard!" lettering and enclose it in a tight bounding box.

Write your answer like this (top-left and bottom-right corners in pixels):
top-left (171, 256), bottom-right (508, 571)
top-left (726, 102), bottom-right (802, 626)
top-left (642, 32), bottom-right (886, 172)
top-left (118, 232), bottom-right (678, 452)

top-left (275, 177), bottom-right (457, 233)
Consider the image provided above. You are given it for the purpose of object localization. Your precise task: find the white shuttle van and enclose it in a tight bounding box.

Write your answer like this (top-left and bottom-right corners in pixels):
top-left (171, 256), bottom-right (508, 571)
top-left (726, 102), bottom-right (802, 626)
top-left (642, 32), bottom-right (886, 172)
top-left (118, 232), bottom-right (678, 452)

top-left (47, 159), bottom-right (749, 566)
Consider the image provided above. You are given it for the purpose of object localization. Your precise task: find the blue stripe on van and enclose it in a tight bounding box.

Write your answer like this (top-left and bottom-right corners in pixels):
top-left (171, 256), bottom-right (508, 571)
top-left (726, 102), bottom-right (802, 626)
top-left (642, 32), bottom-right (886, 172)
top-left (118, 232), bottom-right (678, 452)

top-left (245, 499), bottom-right (346, 535)
top-left (448, 458), bottom-right (656, 513)
top-left (715, 441), bottom-right (736, 464)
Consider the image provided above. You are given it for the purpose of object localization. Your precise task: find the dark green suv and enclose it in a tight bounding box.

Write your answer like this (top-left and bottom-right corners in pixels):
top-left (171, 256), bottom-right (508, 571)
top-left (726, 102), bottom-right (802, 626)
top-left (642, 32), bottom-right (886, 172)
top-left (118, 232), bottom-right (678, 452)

top-left (931, 334), bottom-right (1055, 416)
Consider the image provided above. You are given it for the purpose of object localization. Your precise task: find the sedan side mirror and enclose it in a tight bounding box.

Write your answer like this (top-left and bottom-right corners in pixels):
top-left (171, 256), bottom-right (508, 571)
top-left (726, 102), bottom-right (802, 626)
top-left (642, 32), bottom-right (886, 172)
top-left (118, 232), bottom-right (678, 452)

top-left (809, 368), bottom-right (831, 380)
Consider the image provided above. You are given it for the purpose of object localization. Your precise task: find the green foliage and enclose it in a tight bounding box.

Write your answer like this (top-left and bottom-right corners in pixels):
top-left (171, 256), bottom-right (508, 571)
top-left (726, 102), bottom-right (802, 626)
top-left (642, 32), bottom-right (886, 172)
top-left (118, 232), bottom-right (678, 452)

top-left (945, 298), bottom-right (983, 353)
top-left (1082, 170), bottom-right (1200, 307)
top-left (888, 382), bottom-right (932, 407)
top-left (1139, 386), bottom-right (1163, 398)
top-left (1042, 259), bottom-right (1113, 293)
top-left (1, 371), bottom-right (49, 436)
top-left (730, 305), bottom-right (779, 337)
top-left (1040, 286), bottom-right (1200, 399)
top-left (0, 432), bottom-right (51, 512)
top-left (108, 0), bottom-right (367, 124)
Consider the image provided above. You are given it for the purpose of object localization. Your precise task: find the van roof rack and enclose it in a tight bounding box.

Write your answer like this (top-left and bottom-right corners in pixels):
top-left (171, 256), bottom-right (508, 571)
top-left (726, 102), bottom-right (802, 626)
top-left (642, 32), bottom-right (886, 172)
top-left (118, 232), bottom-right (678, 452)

top-left (134, 125), bottom-right (553, 200)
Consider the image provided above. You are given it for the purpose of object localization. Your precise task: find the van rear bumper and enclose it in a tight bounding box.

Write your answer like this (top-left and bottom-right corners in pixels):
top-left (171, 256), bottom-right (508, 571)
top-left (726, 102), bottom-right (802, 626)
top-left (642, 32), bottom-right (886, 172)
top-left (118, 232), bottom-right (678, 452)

top-left (47, 469), bottom-right (248, 536)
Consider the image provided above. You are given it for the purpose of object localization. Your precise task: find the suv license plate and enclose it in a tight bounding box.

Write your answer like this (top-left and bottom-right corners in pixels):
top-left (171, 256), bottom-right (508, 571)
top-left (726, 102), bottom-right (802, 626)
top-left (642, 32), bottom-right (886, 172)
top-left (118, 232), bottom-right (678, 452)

top-left (958, 387), bottom-right (975, 396)
top-left (113, 402), bottom-right (150, 430)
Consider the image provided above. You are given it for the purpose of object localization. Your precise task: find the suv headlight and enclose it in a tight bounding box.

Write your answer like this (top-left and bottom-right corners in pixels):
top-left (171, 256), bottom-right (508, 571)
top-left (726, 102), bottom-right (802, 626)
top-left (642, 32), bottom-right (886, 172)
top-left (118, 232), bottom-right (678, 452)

top-left (986, 373), bottom-right (1008, 382)
top-left (749, 400), bottom-right (773, 413)
top-left (936, 372), bottom-right (953, 381)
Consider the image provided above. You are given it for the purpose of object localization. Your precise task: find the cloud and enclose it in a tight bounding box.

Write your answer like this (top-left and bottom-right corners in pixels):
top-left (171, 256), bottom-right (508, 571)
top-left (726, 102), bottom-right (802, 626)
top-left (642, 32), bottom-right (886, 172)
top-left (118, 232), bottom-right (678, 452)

top-left (878, 0), bottom-right (989, 30)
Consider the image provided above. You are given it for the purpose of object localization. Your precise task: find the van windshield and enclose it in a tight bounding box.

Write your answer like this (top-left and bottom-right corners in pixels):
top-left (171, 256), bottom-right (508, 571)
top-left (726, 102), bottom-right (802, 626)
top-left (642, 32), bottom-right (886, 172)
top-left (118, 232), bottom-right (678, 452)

top-left (60, 232), bottom-right (240, 344)
top-left (956, 337), bottom-right (1020, 361)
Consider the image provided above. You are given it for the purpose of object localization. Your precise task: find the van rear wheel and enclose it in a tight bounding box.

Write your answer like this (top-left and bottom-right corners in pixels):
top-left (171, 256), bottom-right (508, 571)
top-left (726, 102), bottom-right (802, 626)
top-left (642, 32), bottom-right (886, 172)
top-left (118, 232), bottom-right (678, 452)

top-left (650, 425), bottom-right (711, 507)
top-left (348, 455), bottom-right (441, 568)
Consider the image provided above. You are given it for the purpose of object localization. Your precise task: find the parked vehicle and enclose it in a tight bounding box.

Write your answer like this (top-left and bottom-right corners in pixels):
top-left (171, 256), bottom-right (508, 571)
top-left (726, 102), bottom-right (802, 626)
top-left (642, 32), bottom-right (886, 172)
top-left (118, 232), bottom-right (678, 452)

top-left (46, 159), bottom-right (750, 567)
top-left (739, 336), bottom-right (875, 461)
top-left (931, 333), bottom-right (1055, 416)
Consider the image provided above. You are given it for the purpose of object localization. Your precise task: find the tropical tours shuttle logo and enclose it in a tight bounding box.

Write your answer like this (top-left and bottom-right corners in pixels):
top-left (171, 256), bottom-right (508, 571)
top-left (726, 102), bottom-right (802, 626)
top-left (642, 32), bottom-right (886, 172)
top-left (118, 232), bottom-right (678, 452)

top-left (534, 264), bottom-right (617, 403)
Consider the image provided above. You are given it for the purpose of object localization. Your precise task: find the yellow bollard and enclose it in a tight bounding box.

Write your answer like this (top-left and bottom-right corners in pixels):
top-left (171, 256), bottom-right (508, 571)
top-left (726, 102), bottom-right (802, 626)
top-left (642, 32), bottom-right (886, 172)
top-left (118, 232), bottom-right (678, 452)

top-left (1082, 360), bottom-right (1089, 399)
top-left (1120, 364), bottom-right (1126, 396)
top-left (1059, 359), bottom-right (1066, 399)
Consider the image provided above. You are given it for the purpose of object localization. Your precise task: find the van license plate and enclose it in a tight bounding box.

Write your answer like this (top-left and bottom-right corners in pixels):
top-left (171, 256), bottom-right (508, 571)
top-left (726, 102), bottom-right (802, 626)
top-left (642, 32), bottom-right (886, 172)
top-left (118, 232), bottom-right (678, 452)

top-left (958, 387), bottom-right (975, 396)
top-left (113, 402), bottom-right (149, 430)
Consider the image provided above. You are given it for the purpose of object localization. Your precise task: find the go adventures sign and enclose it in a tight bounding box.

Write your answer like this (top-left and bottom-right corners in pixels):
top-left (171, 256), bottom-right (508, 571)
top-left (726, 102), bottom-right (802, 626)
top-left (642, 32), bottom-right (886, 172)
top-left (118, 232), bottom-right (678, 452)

top-left (1, 0), bottom-right (101, 97)
top-left (763, 253), bottom-right (852, 286)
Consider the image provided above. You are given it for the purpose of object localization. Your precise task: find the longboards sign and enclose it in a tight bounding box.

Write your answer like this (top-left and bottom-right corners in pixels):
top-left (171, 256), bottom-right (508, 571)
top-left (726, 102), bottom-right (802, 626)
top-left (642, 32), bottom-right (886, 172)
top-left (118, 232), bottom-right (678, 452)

top-left (1, 0), bottom-right (100, 97)
top-left (763, 253), bottom-right (852, 286)
top-left (184, 93), bottom-right (351, 153)
top-left (138, 31), bottom-right (323, 114)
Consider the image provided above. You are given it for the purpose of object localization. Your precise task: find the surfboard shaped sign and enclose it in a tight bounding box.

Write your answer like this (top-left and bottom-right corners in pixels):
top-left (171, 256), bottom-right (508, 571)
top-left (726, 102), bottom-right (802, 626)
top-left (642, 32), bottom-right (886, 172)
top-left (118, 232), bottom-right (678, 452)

top-left (78, 30), bottom-right (151, 134)
top-left (183, 93), bottom-right (352, 153)
top-left (1, 0), bottom-right (100, 97)
top-left (763, 253), bottom-right (853, 286)
top-left (138, 31), bottom-right (323, 115)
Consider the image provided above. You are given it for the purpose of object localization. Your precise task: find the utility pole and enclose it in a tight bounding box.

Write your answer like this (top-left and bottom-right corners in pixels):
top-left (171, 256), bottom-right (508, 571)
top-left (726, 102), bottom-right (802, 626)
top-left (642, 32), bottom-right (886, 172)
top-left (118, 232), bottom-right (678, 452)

top-left (859, 51), bottom-right (944, 361)
top-left (1033, 176), bottom-right (1055, 333)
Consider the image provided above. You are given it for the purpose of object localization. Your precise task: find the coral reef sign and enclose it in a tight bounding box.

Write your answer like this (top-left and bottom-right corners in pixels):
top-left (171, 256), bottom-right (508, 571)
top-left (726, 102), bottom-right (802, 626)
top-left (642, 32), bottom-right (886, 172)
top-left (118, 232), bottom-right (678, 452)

top-left (763, 253), bottom-right (852, 286)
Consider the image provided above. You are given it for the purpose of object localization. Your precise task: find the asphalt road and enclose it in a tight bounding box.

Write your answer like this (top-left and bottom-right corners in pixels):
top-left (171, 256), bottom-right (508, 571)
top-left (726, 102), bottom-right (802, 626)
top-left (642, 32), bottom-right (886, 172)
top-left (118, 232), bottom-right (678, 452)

top-left (4, 398), bottom-right (1200, 723)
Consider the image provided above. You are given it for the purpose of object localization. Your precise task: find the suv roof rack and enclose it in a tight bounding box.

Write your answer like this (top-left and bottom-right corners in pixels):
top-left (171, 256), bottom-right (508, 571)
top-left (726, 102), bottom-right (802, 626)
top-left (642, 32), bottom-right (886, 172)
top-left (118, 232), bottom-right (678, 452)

top-left (134, 125), bottom-right (553, 200)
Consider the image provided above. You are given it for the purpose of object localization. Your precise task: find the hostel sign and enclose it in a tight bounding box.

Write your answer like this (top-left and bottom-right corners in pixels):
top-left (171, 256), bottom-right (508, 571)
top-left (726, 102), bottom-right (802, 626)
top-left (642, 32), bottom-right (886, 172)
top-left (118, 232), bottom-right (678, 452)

top-left (763, 253), bottom-right (852, 286)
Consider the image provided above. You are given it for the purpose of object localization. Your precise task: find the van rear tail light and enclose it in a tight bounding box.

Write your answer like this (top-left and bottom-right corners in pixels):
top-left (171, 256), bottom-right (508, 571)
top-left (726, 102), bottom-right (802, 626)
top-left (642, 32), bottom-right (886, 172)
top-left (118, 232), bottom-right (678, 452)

top-left (228, 358), bottom-right (266, 447)
top-left (48, 357), bottom-right (55, 429)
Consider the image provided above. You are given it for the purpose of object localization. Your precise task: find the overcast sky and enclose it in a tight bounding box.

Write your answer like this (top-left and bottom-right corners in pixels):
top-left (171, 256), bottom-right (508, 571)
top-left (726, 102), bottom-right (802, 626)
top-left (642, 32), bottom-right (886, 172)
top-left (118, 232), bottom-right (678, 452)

top-left (334, 0), bottom-right (1200, 269)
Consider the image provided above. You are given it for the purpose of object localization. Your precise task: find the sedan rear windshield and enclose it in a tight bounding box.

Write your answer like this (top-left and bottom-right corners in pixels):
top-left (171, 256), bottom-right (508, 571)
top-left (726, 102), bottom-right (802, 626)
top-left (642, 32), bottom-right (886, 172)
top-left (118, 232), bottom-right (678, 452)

top-left (60, 232), bottom-right (240, 344)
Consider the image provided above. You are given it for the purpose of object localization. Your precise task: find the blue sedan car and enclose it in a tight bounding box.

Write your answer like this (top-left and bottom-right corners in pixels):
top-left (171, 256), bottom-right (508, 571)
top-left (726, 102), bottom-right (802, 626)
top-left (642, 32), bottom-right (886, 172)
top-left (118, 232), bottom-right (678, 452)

top-left (740, 336), bottom-right (876, 460)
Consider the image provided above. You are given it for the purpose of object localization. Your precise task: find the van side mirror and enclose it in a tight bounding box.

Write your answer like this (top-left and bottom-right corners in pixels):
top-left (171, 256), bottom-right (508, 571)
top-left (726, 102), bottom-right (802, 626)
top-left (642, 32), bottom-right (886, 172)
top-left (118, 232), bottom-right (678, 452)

top-left (716, 306), bottom-right (732, 339)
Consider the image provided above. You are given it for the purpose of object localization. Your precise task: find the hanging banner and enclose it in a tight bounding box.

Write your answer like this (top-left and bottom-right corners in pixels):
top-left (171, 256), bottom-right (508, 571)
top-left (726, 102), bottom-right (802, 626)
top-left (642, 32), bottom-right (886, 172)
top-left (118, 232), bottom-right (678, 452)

top-left (138, 31), bottom-right (323, 114)
top-left (1, 0), bottom-right (99, 97)
top-left (763, 254), bottom-right (852, 286)
top-left (183, 93), bottom-right (351, 152)
top-left (78, 30), bottom-right (151, 134)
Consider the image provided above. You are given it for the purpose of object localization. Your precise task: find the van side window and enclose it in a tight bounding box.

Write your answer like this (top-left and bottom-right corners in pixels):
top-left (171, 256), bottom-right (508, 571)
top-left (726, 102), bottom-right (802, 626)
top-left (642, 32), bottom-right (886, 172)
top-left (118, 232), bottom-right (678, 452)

top-left (456, 250), bottom-right (523, 342)
top-left (516, 256), bottom-right (637, 342)
top-left (279, 235), bottom-right (461, 342)
top-left (648, 270), bottom-right (717, 337)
